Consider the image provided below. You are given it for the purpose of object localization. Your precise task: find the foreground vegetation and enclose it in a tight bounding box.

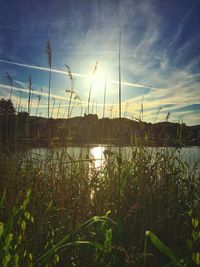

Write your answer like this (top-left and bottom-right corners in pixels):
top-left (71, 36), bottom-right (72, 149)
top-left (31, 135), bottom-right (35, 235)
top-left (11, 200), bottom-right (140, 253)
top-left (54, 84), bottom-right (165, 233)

top-left (0, 146), bottom-right (200, 266)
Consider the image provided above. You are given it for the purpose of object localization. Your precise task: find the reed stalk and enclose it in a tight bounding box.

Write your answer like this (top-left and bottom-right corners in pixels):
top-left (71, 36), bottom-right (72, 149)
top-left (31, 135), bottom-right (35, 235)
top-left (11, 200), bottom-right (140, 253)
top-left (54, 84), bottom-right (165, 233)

top-left (45, 38), bottom-right (52, 119)
top-left (65, 65), bottom-right (75, 119)
top-left (35, 89), bottom-right (42, 117)
top-left (17, 90), bottom-right (22, 113)
top-left (87, 61), bottom-right (98, 114)
top-left (51, 97), bottom-right (55, 118)
top-left (118, 25), bottom-right (122, 152)
top-left (28, 75), bottom-right (32, 115)
top-left (5, 72), bottom-right (13, 100)
top-left (154, 106), bottom-right (162, 123)
top-left (57, 99), bottom-right (61, 118)
top-left (103, 77), bottom-right (107, 118)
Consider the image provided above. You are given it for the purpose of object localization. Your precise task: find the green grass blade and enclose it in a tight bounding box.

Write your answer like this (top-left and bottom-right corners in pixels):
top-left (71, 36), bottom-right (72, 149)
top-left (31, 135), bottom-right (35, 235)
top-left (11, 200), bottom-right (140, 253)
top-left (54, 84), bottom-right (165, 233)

top-left (34, 216), bottom-right (113, 265)
top-left (0, 187), bottom-right (7, 208)
top-left (55, 240), bottom-right (105, 251)
top-left (145, 231), bottom-right (178, 263)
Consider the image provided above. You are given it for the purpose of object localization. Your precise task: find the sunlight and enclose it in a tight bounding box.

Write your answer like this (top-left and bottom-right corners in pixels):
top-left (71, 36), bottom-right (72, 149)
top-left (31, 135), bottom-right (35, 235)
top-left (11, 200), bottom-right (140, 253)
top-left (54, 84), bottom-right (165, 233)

top-left (90, 146), bottom-right (105, 168)
top-left (89, 69), bottom-right (107, 93)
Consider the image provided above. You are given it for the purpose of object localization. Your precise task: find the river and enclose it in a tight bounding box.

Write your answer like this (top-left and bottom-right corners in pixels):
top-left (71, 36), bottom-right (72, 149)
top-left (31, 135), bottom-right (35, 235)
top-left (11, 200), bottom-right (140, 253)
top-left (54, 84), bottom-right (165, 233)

top-left (31, 145), bottom-right (200, 168)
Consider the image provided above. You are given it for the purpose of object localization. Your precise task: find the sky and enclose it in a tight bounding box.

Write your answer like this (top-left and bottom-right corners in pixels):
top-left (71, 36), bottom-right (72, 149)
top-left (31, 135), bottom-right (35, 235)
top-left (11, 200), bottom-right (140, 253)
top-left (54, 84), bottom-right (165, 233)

top-left (0, 0), bottom-right (199, 125)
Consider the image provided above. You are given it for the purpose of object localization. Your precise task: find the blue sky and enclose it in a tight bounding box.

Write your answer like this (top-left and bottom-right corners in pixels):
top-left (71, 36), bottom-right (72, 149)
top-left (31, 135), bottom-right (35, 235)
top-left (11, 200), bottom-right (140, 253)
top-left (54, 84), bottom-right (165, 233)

top-left (0, 0), bottom-right (199, 125)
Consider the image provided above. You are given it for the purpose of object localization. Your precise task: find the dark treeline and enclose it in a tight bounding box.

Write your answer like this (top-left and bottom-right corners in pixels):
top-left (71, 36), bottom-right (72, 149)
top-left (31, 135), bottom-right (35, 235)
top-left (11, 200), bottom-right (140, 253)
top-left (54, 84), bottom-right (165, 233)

top-left (0, 98), bottom-right (200, 149)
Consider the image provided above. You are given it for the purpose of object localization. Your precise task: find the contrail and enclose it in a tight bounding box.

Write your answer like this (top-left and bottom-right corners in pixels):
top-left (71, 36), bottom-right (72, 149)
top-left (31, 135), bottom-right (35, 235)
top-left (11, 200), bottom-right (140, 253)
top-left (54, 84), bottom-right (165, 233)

top-left (109, 79), bottom-right (160, 90)
top-left (0, 59), bottom-right (163, 90)
top-left (0, 59), bottom-right (85, 78)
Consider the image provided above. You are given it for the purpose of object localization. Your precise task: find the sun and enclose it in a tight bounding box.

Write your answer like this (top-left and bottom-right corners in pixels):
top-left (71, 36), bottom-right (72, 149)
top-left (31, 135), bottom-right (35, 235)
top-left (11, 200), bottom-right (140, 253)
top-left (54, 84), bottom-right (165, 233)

top-left (90, 68), bottom-right (107, 92)
top-left (84, 63), bottom-right (113, 102)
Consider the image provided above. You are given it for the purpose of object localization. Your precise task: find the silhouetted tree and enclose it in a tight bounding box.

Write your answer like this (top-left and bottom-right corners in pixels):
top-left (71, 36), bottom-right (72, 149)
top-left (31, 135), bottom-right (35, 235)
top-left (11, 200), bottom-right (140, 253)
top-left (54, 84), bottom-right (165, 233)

top-left (0, 98), bottom-right (15, 116)
top-left (0, 98), bottom-right (16, 150)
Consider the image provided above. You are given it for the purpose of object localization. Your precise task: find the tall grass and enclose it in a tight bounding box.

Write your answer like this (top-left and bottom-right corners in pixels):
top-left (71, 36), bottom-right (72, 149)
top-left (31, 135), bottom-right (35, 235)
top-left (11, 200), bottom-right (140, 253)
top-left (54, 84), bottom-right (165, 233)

top-left (56, 99), bottom-right (62, 119)
top-left (103, 77), bottom-right (107, 118)
top-left (17, 90), bottom-right (22, 113)
top-left (154, 106), bottom-right (162, 124)
top-left (35, 89), bottom-right (42, 117)
top-left (0, 146), bottom-right (199, 266)
top-left (65, 64), bottom-right (75, 119)
top-left (87, 61), bottom-right (98, 115)
top-left (28, 75), bottom-right (32, 115)
top-left (51, 97), bottom-right (55, 118)
top-left (5, 72), bottom-right (13, 101)
top-left (45, 38), bottom-right (52, 119)
top-left (118, 25), bottom-right (122, 153)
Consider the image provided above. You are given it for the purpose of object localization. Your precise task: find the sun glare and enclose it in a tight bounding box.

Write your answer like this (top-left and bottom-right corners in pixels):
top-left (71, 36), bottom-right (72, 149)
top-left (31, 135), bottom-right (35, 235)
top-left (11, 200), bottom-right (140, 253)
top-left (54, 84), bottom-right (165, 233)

top-left (84, 63), bottom-right (113, 97)
top-left (90, 146), bottom-right (105, 168)
top-left (90, 69), bottom-right (107, 92)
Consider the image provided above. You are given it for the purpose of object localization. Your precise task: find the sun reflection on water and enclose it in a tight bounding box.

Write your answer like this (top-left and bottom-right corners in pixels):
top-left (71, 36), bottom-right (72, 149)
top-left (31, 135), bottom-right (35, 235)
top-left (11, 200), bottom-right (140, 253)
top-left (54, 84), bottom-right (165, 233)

top-left (90, 146), bottom-right (106, 168)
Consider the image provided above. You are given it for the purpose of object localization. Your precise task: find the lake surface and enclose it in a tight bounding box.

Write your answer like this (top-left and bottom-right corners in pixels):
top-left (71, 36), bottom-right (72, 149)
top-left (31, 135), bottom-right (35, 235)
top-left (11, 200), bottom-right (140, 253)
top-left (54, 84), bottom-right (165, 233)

top-left (32, 146), bottom-right (200, 168)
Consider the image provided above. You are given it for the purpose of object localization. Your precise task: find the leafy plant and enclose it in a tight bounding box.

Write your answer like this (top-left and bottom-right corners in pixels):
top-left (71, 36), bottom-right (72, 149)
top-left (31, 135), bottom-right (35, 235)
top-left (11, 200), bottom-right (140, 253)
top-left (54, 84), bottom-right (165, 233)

top-left (0, 189), bottom-right (34, 267)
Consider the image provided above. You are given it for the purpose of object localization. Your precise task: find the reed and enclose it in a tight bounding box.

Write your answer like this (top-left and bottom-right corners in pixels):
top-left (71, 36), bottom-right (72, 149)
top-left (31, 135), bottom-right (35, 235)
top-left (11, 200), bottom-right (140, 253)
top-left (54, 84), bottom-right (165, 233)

top-left (45, 38), bottom-right (52, 119)
top-left (154, 106), bottom-right (162, 124)
top-left (4, 72), bottom-right (13, 100)
top-left (87, 61), bottom-right (98, 114)
top-left (118, 24), bottom-right (122, 155)
top-left (63, 65), bottom-right (81, 119)
top-left (103, 77), bottom-right (107, 118)
top-left (56, 99), bottom-right (62, 119)
top-left (0, 145), bottom-right (199, 266)
top-left (65, 64), bottom-right (75, 118)
top-left (17, 90), bottom-right (22, 113)
top-left (51, 97), bottom-right (55, 118)
top-left (27, 75), bottom-right (32, 115)
top-left (35, 89), bottom-right (42, 117)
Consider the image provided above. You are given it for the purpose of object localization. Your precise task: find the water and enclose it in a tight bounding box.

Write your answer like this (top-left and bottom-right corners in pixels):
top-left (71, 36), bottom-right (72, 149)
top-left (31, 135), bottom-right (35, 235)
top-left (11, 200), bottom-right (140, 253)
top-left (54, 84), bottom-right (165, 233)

top-left (31, 146), bottom-right (200, 168)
